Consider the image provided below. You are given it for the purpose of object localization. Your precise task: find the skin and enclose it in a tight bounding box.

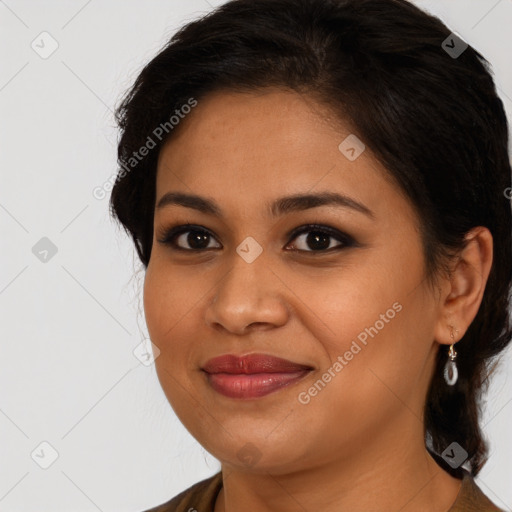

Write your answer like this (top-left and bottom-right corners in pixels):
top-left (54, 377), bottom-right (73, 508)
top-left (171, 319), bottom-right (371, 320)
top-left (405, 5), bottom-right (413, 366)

top-left (143, 88), bottom-right (493, 512)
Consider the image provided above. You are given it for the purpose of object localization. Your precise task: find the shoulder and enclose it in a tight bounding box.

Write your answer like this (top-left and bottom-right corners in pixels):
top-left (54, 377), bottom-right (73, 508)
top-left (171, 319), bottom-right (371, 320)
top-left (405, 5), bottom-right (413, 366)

top-left (140, 472), bottom-right (223, 512)
top-left (450, 471), bottom-right (506, 512)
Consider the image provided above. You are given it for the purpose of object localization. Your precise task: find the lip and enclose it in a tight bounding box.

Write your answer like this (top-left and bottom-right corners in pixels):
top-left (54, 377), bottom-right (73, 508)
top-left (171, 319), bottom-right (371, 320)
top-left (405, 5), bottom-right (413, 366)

top-left (201, 353), bottom-right (313, 399)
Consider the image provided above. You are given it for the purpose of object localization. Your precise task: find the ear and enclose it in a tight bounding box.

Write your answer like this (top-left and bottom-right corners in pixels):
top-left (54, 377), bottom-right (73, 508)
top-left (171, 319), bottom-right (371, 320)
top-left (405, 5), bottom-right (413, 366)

top-left (433, 226), bottom-right (493, 346)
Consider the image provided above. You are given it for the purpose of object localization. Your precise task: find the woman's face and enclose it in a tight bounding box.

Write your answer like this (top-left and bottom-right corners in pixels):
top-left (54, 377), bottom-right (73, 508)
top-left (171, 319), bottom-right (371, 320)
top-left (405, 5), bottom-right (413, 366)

top-left (144, 88), bottom-right (444, 473)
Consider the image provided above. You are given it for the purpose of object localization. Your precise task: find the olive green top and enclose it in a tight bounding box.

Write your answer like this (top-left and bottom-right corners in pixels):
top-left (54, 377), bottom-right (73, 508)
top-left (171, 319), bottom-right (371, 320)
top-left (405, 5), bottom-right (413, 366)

top-left (142, 470), bottom-right (505, 512)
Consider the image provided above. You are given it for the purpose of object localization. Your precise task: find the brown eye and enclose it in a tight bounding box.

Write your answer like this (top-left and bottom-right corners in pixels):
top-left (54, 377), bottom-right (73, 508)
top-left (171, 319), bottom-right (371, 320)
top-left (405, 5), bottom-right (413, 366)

top-left (157, 223), bottom-right (355, 254)
top-left (286, 224), bottom-right (355, 253)
top-left (157, 225), bottom-right (221, 251)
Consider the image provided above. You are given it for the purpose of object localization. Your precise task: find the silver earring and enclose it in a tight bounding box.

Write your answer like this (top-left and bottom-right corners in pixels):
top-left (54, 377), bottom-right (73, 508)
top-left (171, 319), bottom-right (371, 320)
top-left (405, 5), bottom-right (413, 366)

top-left (443, 326), bottom-right (459, 386)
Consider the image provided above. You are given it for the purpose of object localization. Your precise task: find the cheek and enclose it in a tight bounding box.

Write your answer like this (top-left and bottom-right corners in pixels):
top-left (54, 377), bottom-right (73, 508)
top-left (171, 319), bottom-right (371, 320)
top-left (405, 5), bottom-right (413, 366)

top-left (298, 257), bottom-right (431, 402)
top-left (143, 260), bottom-right (199, 341)
top-left (142, 262), bottom-right (199, 392)
top-left (296, 262), bottom-right (404, 355)
top-left (143, 264), bottom-right (204, 420)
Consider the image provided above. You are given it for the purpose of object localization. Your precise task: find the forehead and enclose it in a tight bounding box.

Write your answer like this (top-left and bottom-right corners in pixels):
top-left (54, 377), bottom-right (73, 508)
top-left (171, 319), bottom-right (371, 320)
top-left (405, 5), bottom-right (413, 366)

top-left (155, 89), bottom-right (408, 221)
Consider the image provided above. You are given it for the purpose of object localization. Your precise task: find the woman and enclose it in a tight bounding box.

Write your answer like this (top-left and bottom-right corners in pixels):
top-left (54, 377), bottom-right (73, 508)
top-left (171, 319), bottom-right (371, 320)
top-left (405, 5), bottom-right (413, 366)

top-left (110, 0), bottom-right (511, 510)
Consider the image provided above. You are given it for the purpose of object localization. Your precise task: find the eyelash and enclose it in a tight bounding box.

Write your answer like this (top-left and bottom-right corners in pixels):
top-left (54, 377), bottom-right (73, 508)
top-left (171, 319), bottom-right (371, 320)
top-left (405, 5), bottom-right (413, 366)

top-left (156, 223), bottom-right (356, 254)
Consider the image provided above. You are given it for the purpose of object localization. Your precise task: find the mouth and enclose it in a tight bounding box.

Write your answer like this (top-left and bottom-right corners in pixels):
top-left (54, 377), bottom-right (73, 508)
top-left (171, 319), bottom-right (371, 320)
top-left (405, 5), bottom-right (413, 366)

top-left (201, 353), bottom-right (314, 399)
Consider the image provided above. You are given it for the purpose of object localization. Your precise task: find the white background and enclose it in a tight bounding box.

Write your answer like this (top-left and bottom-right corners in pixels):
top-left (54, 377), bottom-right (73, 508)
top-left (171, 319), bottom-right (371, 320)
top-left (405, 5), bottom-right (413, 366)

top-left (1, 0), bottom-right (511, 511)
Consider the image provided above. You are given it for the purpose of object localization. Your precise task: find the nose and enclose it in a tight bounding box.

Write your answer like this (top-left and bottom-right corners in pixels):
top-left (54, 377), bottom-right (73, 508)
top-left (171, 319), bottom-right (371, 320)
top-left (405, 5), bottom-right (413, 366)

top-left (204, 252), bottom-right (290, 335)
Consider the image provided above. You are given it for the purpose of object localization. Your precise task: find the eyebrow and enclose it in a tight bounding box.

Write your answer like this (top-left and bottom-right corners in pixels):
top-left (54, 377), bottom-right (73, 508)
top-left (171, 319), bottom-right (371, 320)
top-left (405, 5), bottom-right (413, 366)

top-left (156, 191), bottom-right (375, 219)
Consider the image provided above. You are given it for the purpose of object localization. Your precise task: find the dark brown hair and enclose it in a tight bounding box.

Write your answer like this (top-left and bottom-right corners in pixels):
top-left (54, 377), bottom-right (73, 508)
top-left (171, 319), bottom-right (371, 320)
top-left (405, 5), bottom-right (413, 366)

top-left (110, 0), bottom-right (512, 476)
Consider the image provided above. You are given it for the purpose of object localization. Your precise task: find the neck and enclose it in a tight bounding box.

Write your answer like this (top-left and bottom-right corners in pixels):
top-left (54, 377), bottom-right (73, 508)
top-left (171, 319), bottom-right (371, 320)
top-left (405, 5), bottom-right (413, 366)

top-left (214, 416), bottom-right (462, 512)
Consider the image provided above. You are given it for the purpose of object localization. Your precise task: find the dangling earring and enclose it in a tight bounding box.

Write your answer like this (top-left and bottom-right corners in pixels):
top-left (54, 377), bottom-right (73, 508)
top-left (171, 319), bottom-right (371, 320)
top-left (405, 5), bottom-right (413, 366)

top-left (443, 325), bottom-right (459, 386)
